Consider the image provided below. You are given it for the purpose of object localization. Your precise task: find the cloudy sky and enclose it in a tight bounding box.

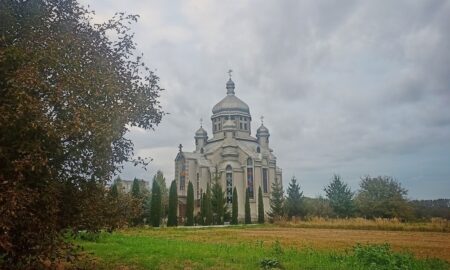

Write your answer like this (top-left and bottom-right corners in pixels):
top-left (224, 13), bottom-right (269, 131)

top-left (80, 0), bottom-right (450, 199)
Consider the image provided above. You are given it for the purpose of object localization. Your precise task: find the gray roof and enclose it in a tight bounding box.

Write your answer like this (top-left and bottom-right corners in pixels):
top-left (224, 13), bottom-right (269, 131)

top-left (212, 79), bottom-right (250, 115)
top-left (212, 95), bottom-right (250, 114)
top-left (195, 126), bottom-right (208, 137)
top-left (257, 124), bottom-right (270, 136)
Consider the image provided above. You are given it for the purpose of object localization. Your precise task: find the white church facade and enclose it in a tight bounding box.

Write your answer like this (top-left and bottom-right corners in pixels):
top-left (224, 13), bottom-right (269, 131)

top-left (174, 75), bottom-right (282, 221)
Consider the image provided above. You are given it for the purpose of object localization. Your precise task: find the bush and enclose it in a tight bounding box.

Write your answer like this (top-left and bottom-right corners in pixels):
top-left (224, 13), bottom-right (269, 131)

top-left (260, 258), bottom-right (282, 270)
top-left (352, 243), bottom-right (414, 269)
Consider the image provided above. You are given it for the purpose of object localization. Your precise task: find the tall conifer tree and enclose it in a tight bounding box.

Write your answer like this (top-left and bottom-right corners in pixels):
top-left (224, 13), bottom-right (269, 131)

top-left (324, 174), bottom-right (354, 217)
top-left (258, 186), bottom-right (265, 224)
top-left (185, 182), bottom-right (194, 226)
top-left (150, 180), bottom-right (161, 227)
top-left (285, 176), bottom-right (304, 218)
top-left (268, 177), bottom-right (284, 222)
top-left (167, 180), bottom-right (178, 226)
top-left (245, 187), bottom-right (251, 224)
top-left (131, 178), bottom-right (141, 198)
top-left (204, 184), bottom-right (213, 225)
top-left (231, 187), bottom-right (238, 225)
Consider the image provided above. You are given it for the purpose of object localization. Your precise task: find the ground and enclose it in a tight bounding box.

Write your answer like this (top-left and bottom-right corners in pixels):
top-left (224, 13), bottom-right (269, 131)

top-left (75, 225), bottom-right (450, 269)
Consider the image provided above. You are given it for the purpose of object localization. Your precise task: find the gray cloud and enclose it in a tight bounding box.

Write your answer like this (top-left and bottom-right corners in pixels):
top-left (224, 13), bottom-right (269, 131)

top-left (80, 0), bottom-right (450, 199)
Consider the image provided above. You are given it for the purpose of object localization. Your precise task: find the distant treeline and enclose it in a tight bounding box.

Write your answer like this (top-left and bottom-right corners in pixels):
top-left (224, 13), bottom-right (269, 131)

top-left (266, 175), bottom-right (450, 222)
top-left (410, 199), bottom-right (450, 220)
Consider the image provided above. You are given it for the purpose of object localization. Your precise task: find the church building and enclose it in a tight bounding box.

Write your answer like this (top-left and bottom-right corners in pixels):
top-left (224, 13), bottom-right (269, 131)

top-left (174, 74), bottom-right (282, 221)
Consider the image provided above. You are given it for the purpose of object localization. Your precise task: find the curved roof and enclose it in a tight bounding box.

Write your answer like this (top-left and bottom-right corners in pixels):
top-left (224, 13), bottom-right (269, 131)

top-left (212, 95), bottom-right (250, 114)
top-left (195, 126), bottom-right (208, 137)
top-left (257, 124), bottom-right (270, 136)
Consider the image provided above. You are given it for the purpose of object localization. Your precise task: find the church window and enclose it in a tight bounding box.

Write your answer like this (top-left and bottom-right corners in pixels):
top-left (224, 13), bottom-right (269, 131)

top-left (244, 123), bottom-right (247, 130)
top-left (240, 116), bottom-right (243, 120)
top-left (240, 123), bottom-right (243, 129)
top-left (218, 123), bottom-right (221, 130)
top-left (214, 124), bottom-right (217, 132)
top-left (231, 116), bottom-right (235, 120)
top-left (226, 165), bottom-right (233, 204)
top-left (257, 146), bottom-right (260, 153)
top-left (247, 158), bottom-right (254, 199)
top-left (180, 161), bottom-right (186, 191)
top-left (196, 173), bottom-right (200, 200)
top-left (200, 148), bottom-right (204, 154)
top-left (263, 168), bottom-right (268, 193)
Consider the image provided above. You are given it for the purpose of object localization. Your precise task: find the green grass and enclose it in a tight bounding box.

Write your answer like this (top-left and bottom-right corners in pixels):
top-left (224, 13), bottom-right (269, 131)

top-left (74, 229), bottom-right (449, 270)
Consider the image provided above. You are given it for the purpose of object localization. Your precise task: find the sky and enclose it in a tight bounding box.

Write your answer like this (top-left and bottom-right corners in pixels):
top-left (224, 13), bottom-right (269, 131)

top-left (80, 0), bottom-right (450, 200)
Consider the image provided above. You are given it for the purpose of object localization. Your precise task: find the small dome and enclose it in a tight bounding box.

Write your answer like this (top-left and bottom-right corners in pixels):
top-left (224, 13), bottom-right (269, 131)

top-left (226, 78), bottom-right (235, 95)
top-left (195, 126), bottom-right (208, 137)
top-left (223, 119), bottom-right (236, 130)
top-left (257, 124), bottom-right (269, 136)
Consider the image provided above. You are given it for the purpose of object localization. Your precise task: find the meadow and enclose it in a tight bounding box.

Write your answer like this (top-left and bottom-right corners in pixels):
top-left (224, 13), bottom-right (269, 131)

top-left (75, 224), bottom-right (450, 270)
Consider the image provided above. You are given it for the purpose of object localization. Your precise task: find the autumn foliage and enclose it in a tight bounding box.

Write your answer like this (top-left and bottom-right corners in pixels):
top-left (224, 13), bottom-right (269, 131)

top-left (0, 0), bottom-right (163, 268)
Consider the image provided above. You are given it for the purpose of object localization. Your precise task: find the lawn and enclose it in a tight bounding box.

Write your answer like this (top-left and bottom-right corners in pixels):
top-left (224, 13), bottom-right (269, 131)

top-left (75, 225), bottom-right (450, 269)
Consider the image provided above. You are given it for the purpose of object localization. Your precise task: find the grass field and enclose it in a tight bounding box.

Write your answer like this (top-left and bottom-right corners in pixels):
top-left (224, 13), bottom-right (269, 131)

top-left (75, 225), bottom-right (450, 269)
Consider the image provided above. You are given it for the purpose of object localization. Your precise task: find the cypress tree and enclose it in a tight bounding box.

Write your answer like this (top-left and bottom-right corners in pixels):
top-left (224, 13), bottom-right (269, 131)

top-left (167, 180), bottom-right (178, 226)
top-left (200, 192), bottom-right (205, 225)
top-left (131, 178), bottom-right (141, 198)
top-left (110, 183), bottom-right (119, 198)
top-left (185, 181), bottom-right (194, 226)
top-left (150, 180), bottom-right (161, 227)
top-left (205, 184), bottom-right (213, 225)
top-left (258, 186), bottom-right (265, 224)
top-left (231, 187), bottom-right (238, 225)
top-left (245, 187), bottom-right (251, 224)
top-left (211, 176), bottom-right (226, 225)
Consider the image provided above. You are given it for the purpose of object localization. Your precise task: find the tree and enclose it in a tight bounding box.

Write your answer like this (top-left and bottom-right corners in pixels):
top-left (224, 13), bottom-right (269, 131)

top-left (211, 171), bottom-right (227, 225)
top-left (185, 182), bottom-right (194, 226)
top-left (355, 176), bottom-right (411, 219)
top-left (150, 180), bottom-right (162, 227)
top-left (231, 187), bottom-right (238, 225)
top-left (109, 177), bottom-right (120, 198)
top-left (245, 187), bottom-right (252, 224)
top-left (258, 186), bottom-right (265, 224)
top-left (303, 196), bottom-right (333, 218)
top-left (268, 177), bottom-right (284, 222)
top-left (0, 1), bottom-right (163, 267)
top-left (153, 170), bottom-right (169, 219)
top-left (131, 178), bottom-right (141, 198)
top-left (167, 180), bottom-right (178, 227)
top-left (324, 174), bottom-right (354, 217)
top-left (204, 185), bottom-right (213, 225)
top-left (285, 176), bottom-right (304, 218)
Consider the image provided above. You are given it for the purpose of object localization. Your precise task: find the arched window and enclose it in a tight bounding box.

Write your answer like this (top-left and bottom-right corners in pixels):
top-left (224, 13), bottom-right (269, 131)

top-left (246, 158), bottom-right (254, 199)
top-left (262, 168), bottom-right (268, 193)
top-left (257, 146), bottom-right (261, 153)
top-left (179, 157), bottom-right (186, 191)
top-left (226, 165), bottom-right (233, 204)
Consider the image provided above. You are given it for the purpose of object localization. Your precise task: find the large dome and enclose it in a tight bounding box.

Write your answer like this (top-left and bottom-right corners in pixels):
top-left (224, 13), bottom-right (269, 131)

top-left (212, 95), bottom-right (250, 114)
top-left (212, 78), bottom-right (250, 114)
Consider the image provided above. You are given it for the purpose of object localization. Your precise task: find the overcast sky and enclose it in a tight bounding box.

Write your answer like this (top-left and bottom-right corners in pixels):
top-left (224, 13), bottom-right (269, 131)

top-left (80, 0), bottom-right (450, 199)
